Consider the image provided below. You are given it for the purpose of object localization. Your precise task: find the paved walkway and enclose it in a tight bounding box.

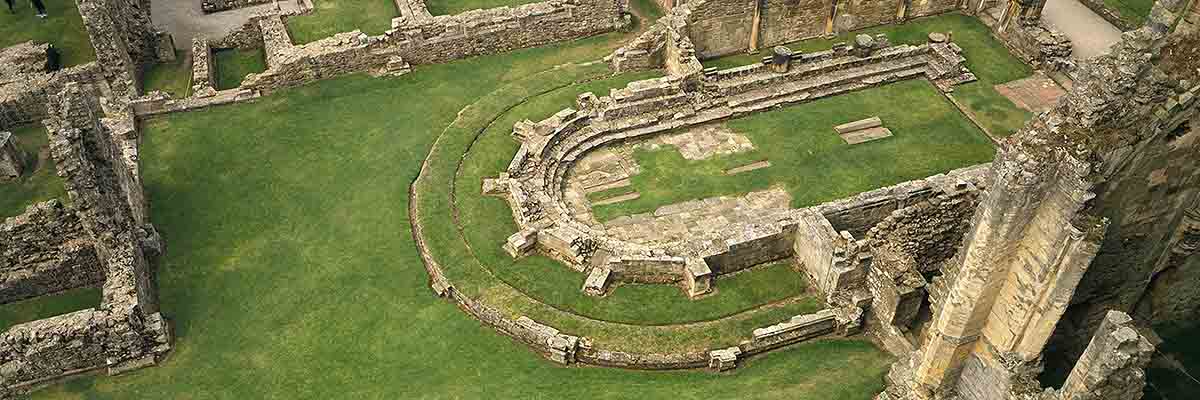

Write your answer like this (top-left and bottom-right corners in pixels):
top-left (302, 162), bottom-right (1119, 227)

top-left (152, 0), bottom-right (305, 50)
top-left (1041, 0), bottom-right (1124, 61)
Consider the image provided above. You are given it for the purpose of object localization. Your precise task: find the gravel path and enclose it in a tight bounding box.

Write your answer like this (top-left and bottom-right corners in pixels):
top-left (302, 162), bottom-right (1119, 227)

top-left (1041, 0), bottom-right (1124, 61)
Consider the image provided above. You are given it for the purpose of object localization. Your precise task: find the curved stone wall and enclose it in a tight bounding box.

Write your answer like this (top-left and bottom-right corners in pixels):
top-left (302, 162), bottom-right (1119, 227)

top-left (488, 36), bottom-right (978, 298)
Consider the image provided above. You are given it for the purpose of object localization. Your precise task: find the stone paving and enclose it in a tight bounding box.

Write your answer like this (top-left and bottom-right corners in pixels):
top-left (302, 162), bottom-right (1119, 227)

top-left (1041, 0), bottom-right (1123, 61)
top-left (994, 72), bottom-right (1067, 113)
top-left (604, 187), bottom-right (793, 246)
top-left (151, 0), bottom-right (306, 50)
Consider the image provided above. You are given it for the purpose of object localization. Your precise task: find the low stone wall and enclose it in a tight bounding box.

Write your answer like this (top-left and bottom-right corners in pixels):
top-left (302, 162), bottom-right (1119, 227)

top-left (0, 201), bottom-right (102, 304)
top-left (0, 309), bottom-right (108, 389)
top-left (202, 0), bottom-right (274, 13)
top-left (0, 64), bottom-right (100, 130)
top-left (191, 38), bottom-right (216, 96)
top-left (0, 84), bottom-right (172, 395)
top-left (229, 0), bottom-right (623, 94)
top-left (495, 37), bottom-right (980, 299)
top-left (819, 165), bottom-right (989, 238)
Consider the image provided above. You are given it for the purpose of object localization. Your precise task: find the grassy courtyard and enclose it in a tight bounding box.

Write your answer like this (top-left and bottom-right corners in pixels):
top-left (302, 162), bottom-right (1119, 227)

top-left (1103, 0), bottom-right (1153, 28)
top-left (11, 30), bottom-right (891, 399)
top-left (0, 0), bottom-right (95, 67)
top-left (0, 124), bottom-right (65, 219)
top-left (453, 70), bottom-right (820, 325)
top-left (704, 13), bottom-right (1034, 138)
top-left (0, 288), bottom-right (99, 330)
top-left (427, 0), bottom-right (545, 15)
top-left (588, 79), bottom-right (995, 222)
top-left (214, 48), bottom-right (267, 90)
top-left (142, 50), bottom-right (193, 98)
top-left (285, 0), bottom-right (397, 44)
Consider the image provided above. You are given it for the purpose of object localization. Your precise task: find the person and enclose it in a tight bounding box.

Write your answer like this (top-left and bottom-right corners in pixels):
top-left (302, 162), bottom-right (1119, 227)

top-left (44, 44), bottom-right (61, 72)
top-left (30, 0), bottom-right (44, 17)
top-left (4, 0), bottom-right (14, 14)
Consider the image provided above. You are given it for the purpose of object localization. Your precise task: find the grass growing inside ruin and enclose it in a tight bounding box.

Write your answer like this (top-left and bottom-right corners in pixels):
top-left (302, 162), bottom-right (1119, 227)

top-left (213, 48), bottom-right (266, 90)
top-left (0, 124), bottom-right (66, 219)
top-left (31, 30), bottom-right (893, 400)
top-left (285, 0), bottom-right (396, 44)
top-left (629, 0), bottom-right (666, 22)
top-left (142, 51), bottom-right (193, 98)
top-left (703, 13), bottom-right (1034, 137)
top-left (427, 0), bottom-right (545, 15)
top-left (454, 71), bottom-right (820, 324)
top-left (589, 79), bottom-right (995, 222)
top-left (1103, 0), bottom-right (1153, 28)
top-left (0, 288), bottom-right (100, 330)
top-left (0, 0), bottom-right (95, 67)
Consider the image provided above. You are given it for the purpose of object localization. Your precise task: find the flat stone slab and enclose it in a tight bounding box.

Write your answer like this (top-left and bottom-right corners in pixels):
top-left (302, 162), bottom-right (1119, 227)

top-left (994, 72), bottom-right (1067, 113)
top-left (834, 117), bottom-right (883, 134)
top-left (840, 127), bottom-right (893, 145)
top-left (724, 160), bottom-right (771, 175)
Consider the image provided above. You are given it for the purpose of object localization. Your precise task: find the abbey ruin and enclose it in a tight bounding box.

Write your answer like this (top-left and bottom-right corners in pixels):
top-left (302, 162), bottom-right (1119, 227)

top-left (0, 0), bottom-right (1197, 397)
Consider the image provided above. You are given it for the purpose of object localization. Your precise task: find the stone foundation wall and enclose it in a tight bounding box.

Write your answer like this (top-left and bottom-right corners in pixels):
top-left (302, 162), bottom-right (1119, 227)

top-left (0, 201), bottom-right (102, 305)
top-left (0, 83), bottom-right (171, 395)
top-left (684, 0), bottom-right (754, 58)
top-left (233, 0), bottom-right (623, 93)
top-left (0, 309), bottom-right (108, 390)
top-left (0, 64), bottom-right (101, 130)
top-left (191, 38), bottom-right (216, 96)
top-left (76, 0), bottom-right (159, 97)
top-left (758, 0), bottom-right (830, 49)
top-left (819, 165), bottom-right (989, 238)
top-left (701, 225), bottom-right (796, 274)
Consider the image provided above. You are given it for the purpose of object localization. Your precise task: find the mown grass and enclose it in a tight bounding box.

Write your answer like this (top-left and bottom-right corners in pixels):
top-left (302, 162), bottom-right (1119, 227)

top-left (214, 48), bottom-right (266, 90)
top-left (285, 0), bottom-right (397, 44)
top-left (25, 30), bottom-right (891, 400)
top-left (1103, 0), bottom-right (1153, 28)
top-left (427, 0), bottom-right (544, 15)
top-left (590, 79), bottom-right (995, 221)
top-left (142, 50), bottom-right (193, 98)
top-left (454, 71), bottom-right (819, 324)
top-left (0, 124), bottom-right (66, 219)
top-left (0, 0), bottom-right (95, 67)
top-left (704, 13), bottom-right (1033, 137)
top-left (0, 288), bottom-right (100, 330)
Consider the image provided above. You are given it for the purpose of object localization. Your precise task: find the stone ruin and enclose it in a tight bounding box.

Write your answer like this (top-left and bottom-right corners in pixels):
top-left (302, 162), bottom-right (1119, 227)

top-left (466, 0), bottom-right (1197, 395)
top-left (0, 0), bottom-right (171, 131)
top-left (0, 132), bottom-right (23, 181)
top-left (487, 27), bottom-right (980, 299)
top-left (133, 0), bottom-right (630, 116)
top-left (0, 83), bottom-right (170, 395)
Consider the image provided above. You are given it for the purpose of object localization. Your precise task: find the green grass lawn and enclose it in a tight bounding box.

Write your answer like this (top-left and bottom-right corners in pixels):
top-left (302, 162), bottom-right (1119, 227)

top-left (0, 287), bottom-right (100, 330)
top-left (454, 71), bottom-right (819, 324)
top-left (285, 0), bottom-right (396, 45)
top-left (1103, 0), bottom-right (1153, 28)
top-left (629, 0), bottom-right (665, 22)
top-left (0, 0), bottom-right (95, 67)
top-left (25, 31), bottom-right (891, 400)
top-left (0, 124), bottom-right (66, 219)
top-left (589, 79), bottom-right (995, 221)
top-left (427, 0), bottom-right (545, 15)
top-left (142, 51), bottom-right (193, 98)
top-left (213, 48), bottom-right (267, 90)
top-left (704, 13), bottom-right (1033, 137)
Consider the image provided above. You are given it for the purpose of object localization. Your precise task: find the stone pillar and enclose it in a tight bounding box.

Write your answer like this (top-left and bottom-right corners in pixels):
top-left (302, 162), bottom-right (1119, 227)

top-left (0, 131), bottom-right (24, 181)
top-left (909, 144), bottom-right (1106, 395)
top-left (771, 46), bottom-right (793, 73)
top-left (1058, 311), bottom-right (1154, 400)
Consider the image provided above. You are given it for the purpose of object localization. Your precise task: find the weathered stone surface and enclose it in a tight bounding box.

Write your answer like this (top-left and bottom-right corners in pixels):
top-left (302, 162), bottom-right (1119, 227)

top-left (1058, 311), bottom-right (1154, 400)
top-left (0, 131), bottom-right (23, 180)
top-left (0, 200), bottom-right (101, 304)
